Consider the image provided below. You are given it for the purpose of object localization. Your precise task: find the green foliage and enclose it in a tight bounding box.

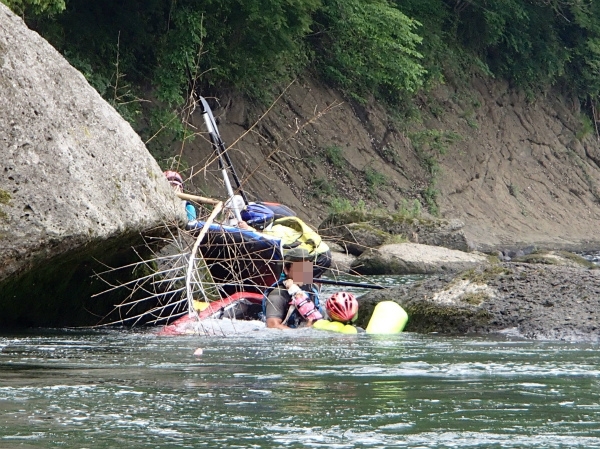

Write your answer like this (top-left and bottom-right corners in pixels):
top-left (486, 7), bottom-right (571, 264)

top-left (423, 185), bottom-right (439, 216)
top-left (16, 0), bottom-right (600, 166)
top-left (145, 107), bottom-right (186, 159)
top-left (408, 129), bottom-right (461, 216)
top-left (63, 51), bottom-right (111, 97)
top-left (328, 198), bottom-right (366, 214)
top-left (570, 14), bottom-right (600, 101)
top-left (26, 0), bottom-right (319, 155)
top-left (577, 109), bottom-right (594, 140)
top-left (159, 155), bottom-right (190, 173)
top-left (310, 178), bottom-right (336, 197)
top-left (385, 233), bottom-right (408, 244)
top-left (481, 1), bottom-right (568, 92)
top-left (396, 0), bottom-right (600, 108)
top-left (174, 0), bottom-right (319, 100)
top-left (313, 0), bottom-right (425, 104)
top-left (2, 0), bottom-right (65, 15)
top-left (380, 145), bottom-right (401, 165)
top-left (323, 145), bottom-right (345, 169)
top-left (396, 198), bottom-right (422, 218)
top-left (410, 129), bottom-right (462, 156)
top-left (364, 166), bottom-right (387, 191)
top-left (394, 0), bottom-right (470, 86)
top-left (153, 6), bottom-right (207, 107)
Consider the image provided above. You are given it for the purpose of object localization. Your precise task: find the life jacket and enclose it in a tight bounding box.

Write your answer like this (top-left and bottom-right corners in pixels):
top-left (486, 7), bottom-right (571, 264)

top-left (261, 216), bottom-right (329, 261)
top-left (262, 277), bottom-right (322, 328)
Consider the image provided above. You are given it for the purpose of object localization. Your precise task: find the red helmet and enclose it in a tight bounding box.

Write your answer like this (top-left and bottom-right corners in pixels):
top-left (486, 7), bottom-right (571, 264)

top-left (164, 170), bottom-right (183, 187)
top-left (326, 292), bottom-right (358, 323)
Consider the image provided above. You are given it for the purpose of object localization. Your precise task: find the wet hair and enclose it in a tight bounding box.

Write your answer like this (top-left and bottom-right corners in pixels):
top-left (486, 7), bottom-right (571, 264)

top-left (284, 262), bottom-right (293, 271)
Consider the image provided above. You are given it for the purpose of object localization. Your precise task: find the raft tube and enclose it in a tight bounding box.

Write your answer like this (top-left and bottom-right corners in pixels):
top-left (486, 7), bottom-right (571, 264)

top-left (313, 319), bottom-right (358, 334)
top-left (365, 301), bottom-right (408, 334)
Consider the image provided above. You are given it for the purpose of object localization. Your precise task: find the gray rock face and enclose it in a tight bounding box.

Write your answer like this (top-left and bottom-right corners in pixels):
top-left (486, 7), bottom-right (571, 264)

top-left (352, 243), bottom-right (489, 275)
top-left (0, 5), bottom-right (185, 326)
top-left (328, 250), bottom-right (357, 274)
top-left (356, 263), bottom-right (600, 342)
top-left (412, 219), bottom-right (474, 253)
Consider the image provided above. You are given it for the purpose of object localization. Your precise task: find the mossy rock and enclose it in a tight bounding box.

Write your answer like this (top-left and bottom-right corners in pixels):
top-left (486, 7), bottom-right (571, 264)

top-left (0, 189), bottom-right (11, 205)
top-left (321, 211), bottom-right (471, 252)
top-left (320, 210), bottom-right (440, 232)
top-left (457, 265), bottom-right (513, 283)
top-left (320, 222), bottom-right (390, 256)
top-left (403, 302), bottom-right (492, 334)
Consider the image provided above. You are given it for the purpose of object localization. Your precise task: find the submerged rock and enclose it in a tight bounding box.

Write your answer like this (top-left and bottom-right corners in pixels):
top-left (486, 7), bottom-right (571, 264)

top-left (0, 4), bottom-right (184, 327)
top-left (511, 250), bottom-right (597, 268)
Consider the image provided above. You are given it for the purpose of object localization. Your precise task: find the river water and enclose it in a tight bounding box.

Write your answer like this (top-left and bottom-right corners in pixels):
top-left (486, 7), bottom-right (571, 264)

top-left (2, 329), bottom-right (600, 448)
top-left (2, 259), bottom-right (600, 448)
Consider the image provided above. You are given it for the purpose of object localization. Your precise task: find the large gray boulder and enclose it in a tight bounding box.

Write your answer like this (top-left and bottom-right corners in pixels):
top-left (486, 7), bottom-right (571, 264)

top-left (0, 4), bottom-right (185, 326)
top-left (352, 243), bottom-right (489, 275)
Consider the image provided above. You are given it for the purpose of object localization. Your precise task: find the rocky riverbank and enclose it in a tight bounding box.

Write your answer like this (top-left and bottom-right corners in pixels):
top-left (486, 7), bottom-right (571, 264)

top-left (322, 209), bottom-right (600, 342)
top-left (353, 253), bottom-right (600, 342)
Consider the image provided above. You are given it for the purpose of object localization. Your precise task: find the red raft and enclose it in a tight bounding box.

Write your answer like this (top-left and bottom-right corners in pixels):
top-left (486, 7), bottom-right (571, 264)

top-left (159, 292), bottom-right (265, 335)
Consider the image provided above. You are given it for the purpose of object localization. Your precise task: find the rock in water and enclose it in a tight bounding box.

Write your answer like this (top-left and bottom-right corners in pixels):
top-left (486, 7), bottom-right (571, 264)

top-left (0, 4), bottom-right (185, 326)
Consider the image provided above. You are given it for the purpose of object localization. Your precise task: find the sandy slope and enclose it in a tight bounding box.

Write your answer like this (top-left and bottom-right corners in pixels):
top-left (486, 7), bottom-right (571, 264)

top-left (180, 76), bottom-right (600, 252)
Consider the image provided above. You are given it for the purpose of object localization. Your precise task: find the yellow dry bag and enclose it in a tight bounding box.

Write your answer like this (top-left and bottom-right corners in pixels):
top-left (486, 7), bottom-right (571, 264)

top-left (366, 301), bottom-right (408, 334)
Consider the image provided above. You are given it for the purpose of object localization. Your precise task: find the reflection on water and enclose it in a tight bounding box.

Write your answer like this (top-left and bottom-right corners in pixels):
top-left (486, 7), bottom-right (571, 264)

top-left (582, 250), bottom-right (600, 265)
top-left (2, 330), bottom-right (600, 448)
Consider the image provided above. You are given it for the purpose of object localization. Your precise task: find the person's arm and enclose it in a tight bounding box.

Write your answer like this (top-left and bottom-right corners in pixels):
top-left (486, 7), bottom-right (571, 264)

top-left (237, 220), bottom-right (256, 231)
top-left (266, 317), bottom-right (290, 329)
top-left (185, 202), bottom-right (197, 221)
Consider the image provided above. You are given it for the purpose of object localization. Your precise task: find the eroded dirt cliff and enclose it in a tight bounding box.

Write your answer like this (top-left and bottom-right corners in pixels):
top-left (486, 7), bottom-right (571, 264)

top-left (178, 75), bottom-right (600, 252)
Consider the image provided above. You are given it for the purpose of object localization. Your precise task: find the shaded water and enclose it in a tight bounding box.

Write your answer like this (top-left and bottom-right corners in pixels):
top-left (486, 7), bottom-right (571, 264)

top-left (2, 330), bottom-right (600, 448)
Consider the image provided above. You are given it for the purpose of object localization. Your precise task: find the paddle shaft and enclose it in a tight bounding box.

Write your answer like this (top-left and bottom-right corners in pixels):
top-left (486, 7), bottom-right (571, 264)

top-left (176, 192), bottom-right (221, 206)
top-left (199, 96), bottom-right (249, 205)
top-left (315, 278), bottom-right (385, 290)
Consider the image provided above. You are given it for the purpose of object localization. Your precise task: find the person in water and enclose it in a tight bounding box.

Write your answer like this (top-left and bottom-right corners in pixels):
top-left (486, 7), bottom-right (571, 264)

top-left (164, 170), bottom-right (197, 222)
top-left (264, 247), bottom-right (323, 329)
top-left (165, 171), bottom-right (256, 231)
top-left (260, 215), bottom-right (332, 279)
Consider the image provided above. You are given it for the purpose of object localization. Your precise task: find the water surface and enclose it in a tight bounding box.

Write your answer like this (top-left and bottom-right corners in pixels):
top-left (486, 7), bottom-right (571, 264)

top-left (2, 330), bottom-right (600, 448)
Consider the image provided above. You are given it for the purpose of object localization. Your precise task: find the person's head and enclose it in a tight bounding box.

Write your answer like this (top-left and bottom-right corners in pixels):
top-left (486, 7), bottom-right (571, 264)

top-left (326, 291), bottom-right (358, 323)
top-left (164, 170), bottom-right (184, 192)
top-left (283, 247), bottom-right (313, 285)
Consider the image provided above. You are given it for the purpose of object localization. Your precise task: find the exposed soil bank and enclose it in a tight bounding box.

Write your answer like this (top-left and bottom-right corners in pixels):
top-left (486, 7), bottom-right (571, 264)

top-left (179, 76), bottom-right (600, 253)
